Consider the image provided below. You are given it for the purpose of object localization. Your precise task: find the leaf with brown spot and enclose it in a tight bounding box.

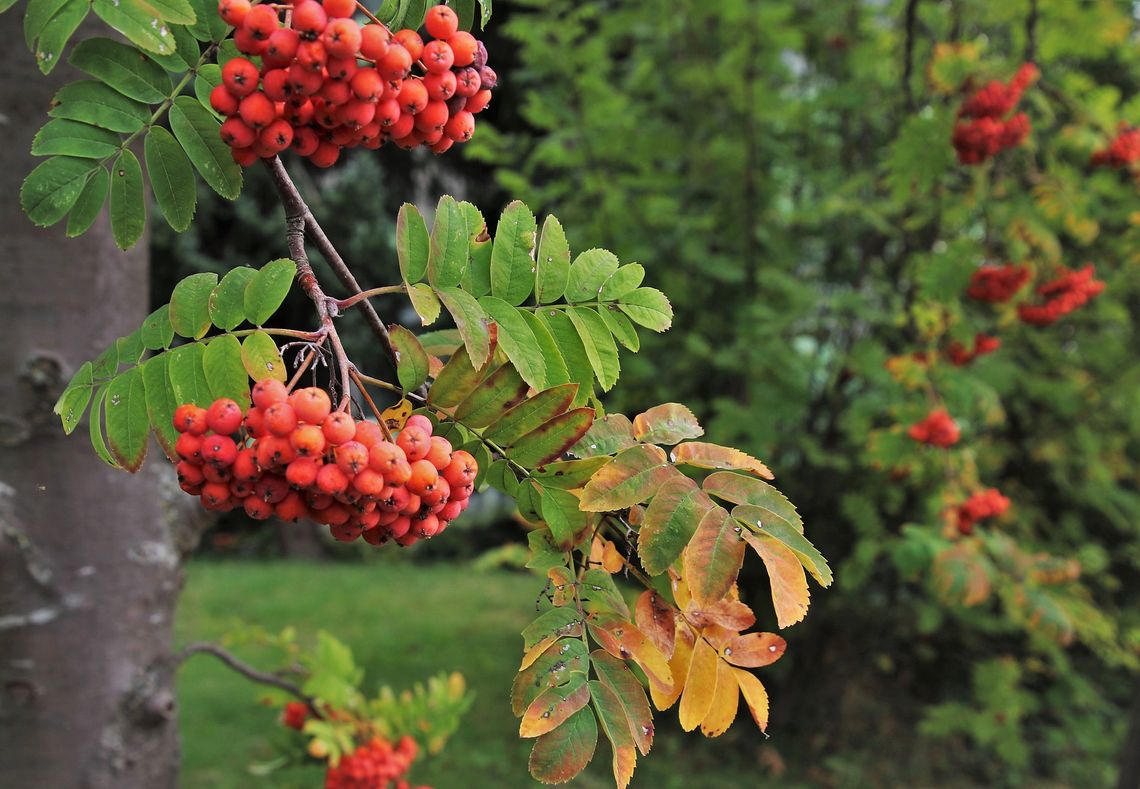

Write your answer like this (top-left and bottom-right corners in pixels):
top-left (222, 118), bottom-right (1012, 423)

top-left (700, 658), bottom-right (740, 737)
top-left (532, 456), bottom-right (612, 489)
top-left (570, 413), bottom-right (638, 457)
top-left (591, 650), bottom-right (655, 756)
top-left (528, 706), bottom-right (597, 785)
top-left (677, 637), bottom-right (718, 732)
top-left (590, 680), bottom-right (637, 789)
top-left (632, 402), bottom-right (704, 446)
top-left (520, 675), bottom-right (590, 737)
top-left (673, 441), bottom-right (774, 479)
top-left (508, 407), bottom-right (596, 468)
top-left (379, 398), bottom-right (412, 433)
top-left (521, 608), bottom-right (585, 670)
top-left (634, 590), bottom-right (676, 659)
top-left (650, 630), bottom-right (692, 711)
top-left (547, 566), bottom-right (577, 607)
top-left (741, 530), bottom-right (810, 629)
top-left (682, 505), bottom-right (747, 606)
top-left (586, 613), bottom-right (672, 689)
top-left (638, 476), bottom-right (716, 576)
top-left (579, 444), bottom-right (681, 512)
top-left (685, 598), bottom-right (757, 632)
top-left (720, 632), bottom-right (787, 668)
top-left (511, 638), bottom-right (589, 716)
top-left (484, 383), bottom-right (578, 447)
top-left (453, 362), bottom-right (529, 428)
top-left (734, 668), bottom-right (770, 732)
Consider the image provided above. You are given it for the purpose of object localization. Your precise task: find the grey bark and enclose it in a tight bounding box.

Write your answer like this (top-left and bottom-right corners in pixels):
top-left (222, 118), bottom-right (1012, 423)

top-left (0, 13), bottom-right (188, 788)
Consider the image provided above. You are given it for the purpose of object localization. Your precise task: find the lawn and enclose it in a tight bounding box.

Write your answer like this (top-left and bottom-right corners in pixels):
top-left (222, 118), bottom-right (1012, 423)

top-left (176, 560), bottom-right (788, 788)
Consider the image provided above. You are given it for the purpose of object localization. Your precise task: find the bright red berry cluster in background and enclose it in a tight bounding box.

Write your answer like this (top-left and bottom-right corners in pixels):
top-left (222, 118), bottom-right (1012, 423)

top-left (172, 380), bottom-right (477, 547)
top-left (946, 332), bottom-right (1001, 366)
top-left (1090, 123), bottom-right (1140, 168)
top-left (212, 0), bottom-right (496, 166)
top-left (325, 736), bottom-right (424, 789)
top-left (952, 63), bottom-right (1038, 164)
top-left (966, 263), bottom-right (1031, 303)
top-left (955, 488), bottom-right (1011, 536)
top-left (283, 701), bottom-right (309, 730)
top-left (907, 409), bottom-right (961, 448)
top-left (1017, 264), bottom-right (1106, 326)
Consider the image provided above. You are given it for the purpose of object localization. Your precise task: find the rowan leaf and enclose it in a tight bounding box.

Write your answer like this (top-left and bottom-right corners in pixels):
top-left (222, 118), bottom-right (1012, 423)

top-left (428, 345), bottom-right (483, 407)
top-left (453, 362), bottom-right (528, 428)
top-left (704, 471), bottom-right (803, 532)
top-left (484, 384), bottom-right (577, 447)
top-left (741, 530), bottom-right (810, 629)
top-left (734, 507), bottom-right (832, 586)
top-left (166, 342), bottom-right (210, 406)
top-left (565, 248), bottom-right (619, 303)
top-left (597, 305), bottom-right (640, 352)
top-left (479, 295), bottom-right (547, 390)
top-left (634, 590), bottom-right (676, 660)
top-left (527, 706), bottom-right (597, 785)
top-left (104, 367), bottom-right (149, 472)
top-left (683, 505), bottom-right (746, 606)
top-left (591, 650), bottom-right (655, 756)
top-left (638, 476), bottom-right (716, 575)
top-left (619, 287), bottom-right (673, 332)
top-left (390, 325), bottom-right (430, 392)
top-left (571, 413), bottom-right (638, 457)
top-left (88, 386), bottom-right (116, 467)
top-left (586, 613), bottom-right (672, 689)
top-left (169, 96), bottom-right (243, 200)
top-left (169, 272), bottom-right (219, 339)
top-left (490, 200), bottom-right (537, 305)
top-left (520, 675), bottom-right (590, 738)
top-left (202, 334), bottom-right (250, 407)
top-left (531, 457), bottom-right (612, 490)
top-left (427, 195), bottom-right (469, 288)
top-left (65, 166), bottom-right (109, 237)
top-left (507, 408), bottom-right (595, 469)
top-left (590, 680), bottom-right (637, 789)
top-left (673, 441), bottom-right (774, 480)
top-left (142, 354), bottom-right (178, 458)
top-left (406, 283), bottom-right (441, 325)
top-left (49, 81), bottom-right (150, 133)
top-left (397, 203), bottom-right (430, 284)
top-left (108, 149), bottom-right (145, 250)
top-left (734, 668), bottom-right (770, 732)
top-left (538, 487), bottom-right (589, 549)
top-left (144, 126), bottom-right (196, 232)
top-left (538, 309), bottom-right (595, 402)
top-left (31, 119), bottom-right (120, 159)
top-left (244, 258), bottom-right (296, 326)
top-left (720, 632), bottom-right (787, 668)
top-left (54, 361), bottom-right (94, 435)
top-left (521, 608), bottom-right (585, 669)
top-left (677, 637), bottom-right (718, 732)
top-left (536, 214), bottom-right (570, 304)
top-left (511, 638), bottom-right (589, 716)
top-left (69, 37), bottom-right (170, 103)
top-left (208, 266), bottom-right (257, 332)
top-left (579, 444), bottom-right (679, 512)
top-left (650, 632), bottom-right (691, 712)
top-left (600, 263), bottom-right (645, 301)
top-left (241, 331), bottom-right (287, 382)
top-left (92, 0), bottom-right (181, 56)
top-left (436, 286), bottom-right (491, 368)
top-left (27, 0), bottom-right (89, 73)
top-left (21, 156), bottom-right (99, 227)
top-left (565, 306), bottom-right (619, 391)
top-left (700, 659), bottom-right (740, 738)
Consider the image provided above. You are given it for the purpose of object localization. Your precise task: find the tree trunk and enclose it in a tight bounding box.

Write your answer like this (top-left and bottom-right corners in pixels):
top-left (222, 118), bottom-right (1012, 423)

top-left (0, 14), bottom-right (186, 787)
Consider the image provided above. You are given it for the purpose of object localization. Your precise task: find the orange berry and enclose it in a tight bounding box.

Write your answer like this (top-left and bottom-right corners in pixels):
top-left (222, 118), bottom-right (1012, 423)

top-left (264, 402), bottom-right (298, 436)
top-left (322, 411), bottom-right (356, 445)
top-left (396, 425), bottom-right (430, 461)
top-left (290, 387), bottom-right (332, 424)
top-left (425, 435), bottom-right (452, 470)
top-left (334, 441), bottom-right (369, 475)
top-left (286, 456), bottom-right (322, 488)
top-left (448, 31), bottom-right (477, 66)
top-left (173, 404), bottom-right (209, 435)
top-left (316, 463), bottom-right (350, 494)
top-left (291, 424), bottom-right (327, 457)
top-left (392, 29), bottom-right (423, 60)
top-left (424, 4), bottom-right (459, 39)
top-left (256, 435), bottom-right (297, 469)
top-left (252, 379), bottom-right (289, 409)
top-left (407, 458), bottom-right (439, 494)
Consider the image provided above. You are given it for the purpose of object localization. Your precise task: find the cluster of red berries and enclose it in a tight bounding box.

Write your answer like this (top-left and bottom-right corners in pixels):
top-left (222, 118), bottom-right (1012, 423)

top-left (908, 409), bottom-right (960, 448)
top-left (212, 0), bottom-right (497, 166)
top-left (955, 488), bottom-right (1010, 535)
top-left (966, 263), bottom-right (1031, 303)
top-left (1091, 124), bottom-right (1140, 168)
top-left (952, 63), bottom-right (1038, 164)
top-left (1016, 264), bottom-right (1105, 326)
top-left (946, 332), bottom-right (1001, 366)
top-left (325, 736), bottom-right (423, 789)
top-left (172, 380), bottom-right (477, 546)
top-left (283, 701), bottom-right (309, 730)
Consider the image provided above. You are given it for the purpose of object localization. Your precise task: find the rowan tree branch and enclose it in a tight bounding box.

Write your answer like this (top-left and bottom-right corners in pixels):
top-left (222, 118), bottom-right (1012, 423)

top-left (176, 642), bottom-right (317, 714)
top-left (902, 0), bottom-right (920, 110)
top-left (1024, 0), bottom-right (1038, 63)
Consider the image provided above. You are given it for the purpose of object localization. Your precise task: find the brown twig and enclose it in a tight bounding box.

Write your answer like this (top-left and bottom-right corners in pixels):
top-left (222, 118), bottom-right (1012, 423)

top-left (902, 0), bottom-right (921, 110)
top-left (176, 642), bottom-right (318, 715)
top-left (1024, 0), bottom-right (1038, 63)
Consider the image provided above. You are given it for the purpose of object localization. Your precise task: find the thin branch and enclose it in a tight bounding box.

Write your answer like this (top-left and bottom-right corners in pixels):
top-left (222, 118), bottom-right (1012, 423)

top-left (176, 642), bottom-right (317, 714)
top-left (902, 0), bottom-right (921, 110)
top-left (1024, 0), bottom-right (1038, 63)
top-left (336, 284), bottom-right (407, 311)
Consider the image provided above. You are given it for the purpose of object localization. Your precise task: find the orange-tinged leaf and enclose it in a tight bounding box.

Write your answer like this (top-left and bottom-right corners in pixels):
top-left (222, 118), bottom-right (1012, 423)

top-left (670, 572), bottom-right (691, 610)
top-left (741, 530), bottom-right (810, 629)
top-left (520, 676), bottom-right (590, 737)
top-left (484, 383), bottom-right (578, 447)
top-left (590, 680), bottom-right (637, 789)
top-left (634, 590), bottom-right (676, 659)
top-left (734, 668), bottom-right (770, 732)
top-left (528, 706), bottom-right (597, 785)
top-left (454, 362), bottom-right (529, 428)
top-left (591, 650), bottom-right (655, 756)
top-left (677, 638), bottom-right (718, 731)
top-left (721, 632), bottom-right (786, 668)
top-left (547, 566), bottom-right (577, 607)
top-left (579, 444), bottom-right (681, 511)
top-left (686, 598), bottom-right (757, 632)
top-left (638, 476), bottom-right (716, 575)
top-left (512, 638), bottom-right (589, 716)
top-left (601, 540), bottom-right (624, 574)
top-left (571, 412), bottom-right (638, 457)
top-left (704, 471), bottom-right (803, 532)
top-left (508, 407), bottom-right (596, 468)
top-left (632, 402), bottom-right (704, 446)
top-left (682, 505), bottom-right (746, 606)
top-left (672, 441), bottom-right (774, 479)
top-left (586, 613), bottom-right (673, 689)
top-left (521, 608), bottom-right (585, 669)
top-left (650, 629), bottom-right (692, 711)
top-left (700, 658), bottom-right (740, 737)
top-left (733, 505), bottom-right (832, 586)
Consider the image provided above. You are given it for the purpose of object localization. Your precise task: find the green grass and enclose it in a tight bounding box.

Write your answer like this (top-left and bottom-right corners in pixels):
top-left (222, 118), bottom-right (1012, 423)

top-left (177, 560), bottom-right (789, 788)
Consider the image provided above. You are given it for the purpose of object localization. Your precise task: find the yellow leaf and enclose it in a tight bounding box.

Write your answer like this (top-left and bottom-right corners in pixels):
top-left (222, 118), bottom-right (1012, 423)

top-left (677, 638), bottom-right (718, 732)
top-left (650, 630), bottom-right (691, 711)
top-left (741, 530), bottom-right (810, 629)
top-left (634, 590), bottom-right (676, 659)
top-left (700, 659), bottom-right (740, 737)
top-left (734, 668), bottom-right (770, 732)
top-left (380, 397), bottom-right (413, 432)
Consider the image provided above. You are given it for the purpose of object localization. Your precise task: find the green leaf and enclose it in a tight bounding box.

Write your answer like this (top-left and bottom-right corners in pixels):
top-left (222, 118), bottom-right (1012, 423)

top-left (20, 156), bottom-right (99, 227)
top-left (453, 363), bottom-right (528, 428)
top-left (566, 249), bottom-right (619, 303)
top-left (462, 211), bottom-right (493, 296)
top-left (92, 341), bottom-right (120, 378)
top-left (579, 444), bottom-right (679, 512)
top-left (208, 266), bottom-right (257, 331)
top-left (92, 0), bottom-right (180, 56)
top-left (436, 286), bottom-right (491, 368)
top-left (444, 0), bottom-right (475, 30)
top-left (145, 126), bottom-right (197, 232)
top-left (27, 0), bottom-right (88, 74)
top-left (54, 361), bottom-right (94, 435)
top-left (523, 607), bottom-right (585, 654)
top-left (397, 203), bottom-right (430, 284)
top-left (70, 38), bottom-right (171, 103)
top-left (429, 345), bottom-right (483, 408)
top-left (703, 472), bottom-right (803, 532)
top-left (146, 0), bottom-right (197, 24)
top-left (512, 638), bottom-right (589, 716)
top-left (141, 305), bottom-right (175, 351)
top-left (539, 487), bottom-right (588, 549)
top-left (591, 650), bottom-right (654, 756)
top-left (115, 331), bottom-right (145, 366)
top-left (538, 309), bottom-right (595, 404)
top-left (169, 272), bottom-right (219, 339)
top-left (245, 258), bottom-right (296, 325)
top-left (733, 507), bottom-right (832, 586)
top-left (241, 331), bottom-right (287, 382)
top-left (682, 505), bottom-right (746, 606)
top-left (479, 296), bottom-right (547, 390)
top-left (536, 214), bottom-right (570, 305)
top-left (390, 325), bottom-right (430, 392)
top-left (31, 119), bottom-right (121, 158)
top-left (193, 64), bottom-right (223, 113)
top-left (478, 0), bottom-right (491, 28)
top-left (484, 384), bottom-right (578, 448)
top-left (528, 707), bottom-right (597, 785)
top-left (632, 403), bottom-right (703, 447)
top-left (65, 167), bottom-right (110, 237)
top-left (142, 353), bottom-right (179, 457)
top-left (600, 263), bottom-right (645, 301)
top-left (169, 95), bottom-right (242, 200)
top-left (109, 149), bottom-right (145, 250)
top-left (148, 23), bottom-right (200, 70)
top-left (105, 367), bottom-right (149, 471)
top-left (88, 386), bottom-right (117, 467)
top-left (490, 200), bottom-right (537, 306)
top-left (571, 413), bottom-right (637, 458)
top-left (486, 459), bottom-right (521, 497)
top-left (427, 195), bottom-right (469, 288)
top-left (532, 457), bottom-right (612, 489)
top-left (203, 334), bottom-right (251, 407)
top-left (590, 680), bottom-right (638, 789)
top-left (49, 81), bottom-right (150, 133)
top-left (186, 0), bottom-right (227, 41)
top-left (419, 329), bottom-right (461, 356)
top-left (407, 283), bottom-right (441, 326)
top-left (619, 288), bottom-right (673, 332)
top-left (597, 305), bottom-right (640, 352)
top-left (167, 342), bottom-right (211, 406)
top-left (517, 310), bottom-right (572, 389)
top-left (565, 307), bottom-right (620, 391)
top-left (639, 476), bottom-right (716, 576)
top-left (507, 408), bottom-right (596, 469)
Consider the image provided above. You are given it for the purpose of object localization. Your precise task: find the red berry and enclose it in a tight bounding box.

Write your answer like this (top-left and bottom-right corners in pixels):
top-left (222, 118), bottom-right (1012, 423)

top-left (201, 434), bottom-right (239, 467)
top-left (444, 110), bottom-right (474, 142)
top-left (392, 29), bottom-right (423, 60)
top-left (275, 491), bottom-right (309, 521)
top-left (322, 0), bottom-right (355, 18)
top-left (201, 481), bottom-right (231, 508)
top-left (289, 62), bottom-right (325, 96)
top-left (290, 387), bottom-right (332, 424)
top-left (254, 474), bottom-right (290, 504)
top-left (422, 39), bottom-right (454, 73)
top-left (173, 404), bottom-right (209, 435)
top-left (322, 411), bottom-right (357, 445)
top-left (414, 100), bottom-right (448, 133)
top-left (256, 435), bottom-right (296, 469)
top-left (316, 463), bottom-right (350, 494)
top-left (244, 497), bottom-right (274, 520)
top-left (448, 31), bottom-right (477, 67)
top-left (262, 68), bottom-right (292, 101)
top-left (218, 0), bottom-right (251, 26)
top-left (232, 447), bottom-right (260, 482)
top-left (222, 57), bottom-right (259, 97)
top-left (252, 379), bottom-right (289, 409)
top-left (423, 70), bottom-right (457, 101)
top-left (264, 402), bottom-right (298, 436)
top-left (286, 456), bottom-right (322, 488)
top-left (233, 27), bottom-right (267, 55)
top-left (220, 117), bottom-right (257, 148)
top-left (397, 78), bottom-right (429, 114)
top-left (291, 125), bottom-right (320, 156)
top-left (210, 83), bottom-right (240, 115)
top-left (424, 5), bottom-right (459, 39)
top-left (260, 118), bottom-right (294, 152)
top-left (351, 67), bottom-right (385, 102)
top-left (326, 55), bottom-right (358, 81)
top-left (407, 458), bottom-right (439, 494)
top-left (379, 43), bottom-right (413, 80)
top-left (296, 40), bottom-right (328, 71)
top-left (309, 141), bottom-right (341, 167)
top-left (334, 441), bottom-right (369, 475)
top-left (265, 27), bottom-right (300, 63)
top-left (360, 24), bottom-right (390, 60)
top-left (424, 435), bottom-right (452, 470)
top-left (291, 424), bottom-right (327, 457)
top-left (405, 414), bottom-right (434, 433)
top-left (339, 99), bottom-right (376, 129)
top-left (239, 92), bottom-right (276, 129)
top-left (351, 468), bottom-right (387, 497)
top-left (242, 4), bottom-right (279, 39)
top-left (353, 420), bottom-right (385, 447)
top-left (291, 0), bottom-right (328, 39)
top-left (206, 398), bottom-right (243, 435)
top-left (322, 18), bottom-right (362, 58)
top-left (465, 89), bottom-right (491, 114)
